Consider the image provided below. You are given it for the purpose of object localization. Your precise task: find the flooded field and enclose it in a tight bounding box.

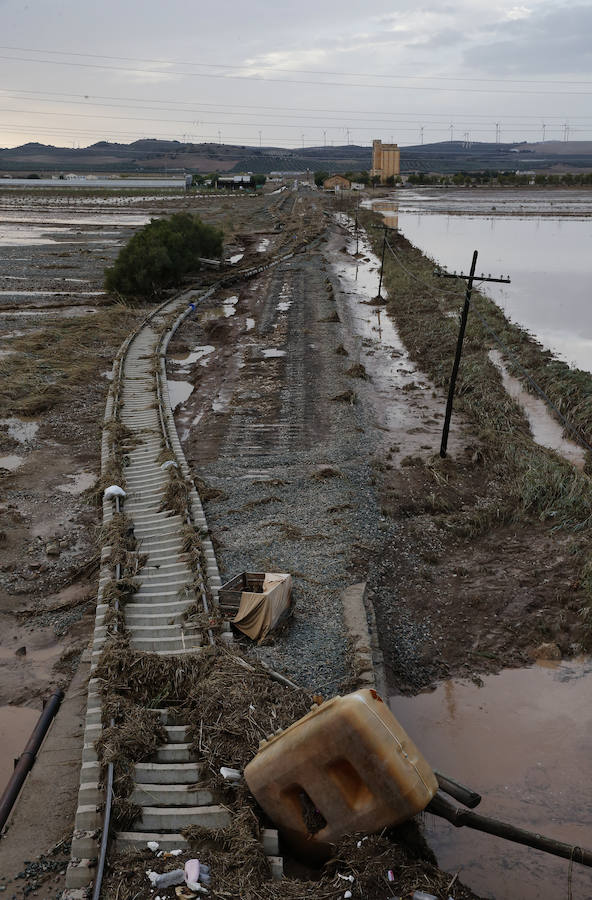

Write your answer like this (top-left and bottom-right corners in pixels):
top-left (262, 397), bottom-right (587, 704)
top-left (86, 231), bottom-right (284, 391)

top-left (374, 189), bottom-right (592, 372)
top-left (0, 706), bottom-right (40, 793)
top-left (391, 659), bottom-right (592, 900)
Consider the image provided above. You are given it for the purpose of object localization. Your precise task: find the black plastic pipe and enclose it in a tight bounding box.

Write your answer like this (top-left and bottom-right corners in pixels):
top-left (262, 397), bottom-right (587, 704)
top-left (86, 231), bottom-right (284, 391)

top-left (0, 688), bottom-right (64, 832)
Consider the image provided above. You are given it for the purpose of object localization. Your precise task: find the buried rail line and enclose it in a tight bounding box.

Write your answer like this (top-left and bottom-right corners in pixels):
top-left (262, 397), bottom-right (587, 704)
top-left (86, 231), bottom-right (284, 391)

top-left (62, 234), bottom-right (315, 893)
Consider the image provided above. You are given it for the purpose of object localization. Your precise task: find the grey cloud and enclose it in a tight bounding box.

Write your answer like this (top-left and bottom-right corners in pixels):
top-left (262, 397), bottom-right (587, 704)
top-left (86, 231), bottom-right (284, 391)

top-left (464, 3), bottom-right (592, 74)
top-left (405, 27), bottom-right (465, 50)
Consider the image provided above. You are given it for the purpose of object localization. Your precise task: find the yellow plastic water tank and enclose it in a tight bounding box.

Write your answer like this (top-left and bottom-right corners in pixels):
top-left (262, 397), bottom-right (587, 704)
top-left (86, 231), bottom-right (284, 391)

top-left (244, 689), bottom-right (437, 851)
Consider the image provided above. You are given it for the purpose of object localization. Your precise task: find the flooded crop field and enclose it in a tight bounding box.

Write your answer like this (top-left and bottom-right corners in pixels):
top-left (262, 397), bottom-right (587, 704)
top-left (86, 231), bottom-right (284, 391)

top-left (370, 187), bottom-right (592, 372)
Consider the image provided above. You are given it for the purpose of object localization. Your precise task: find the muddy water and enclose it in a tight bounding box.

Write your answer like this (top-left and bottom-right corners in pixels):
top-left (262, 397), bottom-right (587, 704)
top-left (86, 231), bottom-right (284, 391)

top-left (167, 379), bottom-right (194, 410)
top-left (57, 472), bottom-right (97, 495)
top-left (0, 454), bottom-right (25, 471)
top-left (391, 202), bottom-right (592, 373)
top-left (391, 659), bottom-right (592, 900)
top-left (331, 215), bottom-right (466, 460)
top-left (0, 706), bottom-right (40, 792)
top-left (489, 350), bottom-right (587, 469)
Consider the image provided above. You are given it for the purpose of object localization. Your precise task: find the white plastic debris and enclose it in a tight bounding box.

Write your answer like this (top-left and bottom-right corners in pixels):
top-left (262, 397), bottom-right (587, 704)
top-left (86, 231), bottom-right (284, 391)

top-left (220, 766), bottom-right (242, 782)
top-left (344, 892), bottom-right (352, 899)
top-left (147, 870), bottom-right (185, 889)
top-left (168, 849), bottom-right (183, 857)
top-left (337, 874), bottom-right (354, 882)
top-left (387, 869), bottom-right (395, 882)
top-left (104, 485), bottom-right (126, 499)
top-left (160, 460), bottom-right (178, 470)
top-left (147, 840), bottom-right (159, 852)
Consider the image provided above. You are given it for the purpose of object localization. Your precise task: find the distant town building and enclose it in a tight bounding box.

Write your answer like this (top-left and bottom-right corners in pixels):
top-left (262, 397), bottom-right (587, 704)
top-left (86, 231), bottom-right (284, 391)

top-left (217, 175), bottom-right (254, 189)
top-left (323, 174), bottom-right (351, 191)
top-left (370, 140), bottom-right (400, 184)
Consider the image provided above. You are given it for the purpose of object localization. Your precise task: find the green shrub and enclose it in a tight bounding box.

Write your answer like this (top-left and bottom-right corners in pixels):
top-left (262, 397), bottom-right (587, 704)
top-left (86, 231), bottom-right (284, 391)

top-left (105, 213), bottom-right (223, 298)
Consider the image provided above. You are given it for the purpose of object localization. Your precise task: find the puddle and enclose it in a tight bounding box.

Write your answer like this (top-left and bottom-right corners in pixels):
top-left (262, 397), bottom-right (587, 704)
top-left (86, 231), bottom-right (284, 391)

top-left (168, 379), bottom-right (194, 409)
top-left (0, 705), bottom-right (40, 792)
top-left (176, 344), bottom-right (215, 367)
top-left (222, 295), bottom-right (239, 317)
top-left (212, 383), bottom-right (235, 414)
top-left (331, 216), bottom-right (465, 459)
top-left (490, 350), bottom-right (587, 469)
top-left (1, 417), bottom-right (39, 444)
top-left (391, 659), bottom-right (592, 900)
top-left (0, 290), bottom-right (105, 297)
top-left (0, 454), bottom-right (25, 471)
top-left (277, 282), bottom-right (292, 313)
top-left (6, 306), bottom-right (99, 318)
top-left (261, 348), bottom-right (286, 358)
top-left (57, 472), bottom-right (97, 495)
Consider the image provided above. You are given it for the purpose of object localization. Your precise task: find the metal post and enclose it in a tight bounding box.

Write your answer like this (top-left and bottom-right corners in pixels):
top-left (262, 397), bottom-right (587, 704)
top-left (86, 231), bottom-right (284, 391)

top-left (440, 249), bottom-right (478, 458)
top-left (376, 225), bottom-right (388, 300)
top-left (0, 689), bottom-right (64, 831)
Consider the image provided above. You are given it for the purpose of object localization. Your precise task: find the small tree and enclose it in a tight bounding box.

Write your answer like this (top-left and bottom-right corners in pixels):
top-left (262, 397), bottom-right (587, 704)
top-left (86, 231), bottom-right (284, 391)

top-left (314, 170), bottom-right (329, 187)
top-left (105, 213), bottom-right (223, 299)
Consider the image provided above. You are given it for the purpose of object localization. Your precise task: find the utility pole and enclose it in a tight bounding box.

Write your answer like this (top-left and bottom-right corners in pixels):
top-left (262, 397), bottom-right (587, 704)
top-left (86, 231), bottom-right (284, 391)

top-left (420, 126), bottom-right (424, 145)
top-left (376, 225), bottom-right (389, 301)
top-left (346, 128), bottom-right (350, 145)
top-left (435, 254), bottom-right (511, 457)
top-left (495, 123), bottom-right (500, 144)
top-left (258, 130), bottom-right (262, 147)
top-left (450, 123), bottom-right (454, 142)
top-left (323, 129), bottom-right (326, 147)
top-left (563, 122), bottom-right (570, 142)
top-left (218, 130), bottom-right (221, 145)
top-left (542, 122), bottom-right (546, 142)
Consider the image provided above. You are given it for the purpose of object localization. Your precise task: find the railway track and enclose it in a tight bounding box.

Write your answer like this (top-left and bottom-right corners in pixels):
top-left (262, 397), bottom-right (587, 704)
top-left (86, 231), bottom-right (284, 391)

top-left (62, 229), bottom-right (316, 891)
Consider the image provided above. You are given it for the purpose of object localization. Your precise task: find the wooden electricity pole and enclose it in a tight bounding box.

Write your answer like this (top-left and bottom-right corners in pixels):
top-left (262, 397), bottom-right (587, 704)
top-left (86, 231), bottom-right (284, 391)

top-left (435, 253), bottom-right (511, 458)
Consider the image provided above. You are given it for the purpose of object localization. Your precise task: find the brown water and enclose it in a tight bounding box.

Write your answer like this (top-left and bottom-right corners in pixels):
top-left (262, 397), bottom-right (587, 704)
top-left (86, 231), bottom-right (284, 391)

top-left (331, 214), bottom-right (467, 460)
top-left (0, 706), bottom-right (40, 792)
top-left (489, 350), bottom-right (587, 469)
top-left (390, 659), bottom-right (592, 899)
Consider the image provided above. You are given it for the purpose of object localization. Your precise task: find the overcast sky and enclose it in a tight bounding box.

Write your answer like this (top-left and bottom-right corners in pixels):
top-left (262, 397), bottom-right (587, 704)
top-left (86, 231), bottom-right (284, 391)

top-left (1, 0), bottom-right (591, 149)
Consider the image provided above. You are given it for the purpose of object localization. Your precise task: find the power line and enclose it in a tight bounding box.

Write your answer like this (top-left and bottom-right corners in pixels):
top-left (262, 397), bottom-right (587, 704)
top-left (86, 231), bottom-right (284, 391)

top-left (1, 53), bottom-right (592, 97)
top-left (3, 45), bottom-right (592, 89)
top-left (2, 86), bottom-right (591, 125)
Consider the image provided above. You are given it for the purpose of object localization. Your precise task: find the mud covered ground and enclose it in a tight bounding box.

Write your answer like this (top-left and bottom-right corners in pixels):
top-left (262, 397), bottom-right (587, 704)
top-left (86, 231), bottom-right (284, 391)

top-left (172, 204), bottom-right (589, 700)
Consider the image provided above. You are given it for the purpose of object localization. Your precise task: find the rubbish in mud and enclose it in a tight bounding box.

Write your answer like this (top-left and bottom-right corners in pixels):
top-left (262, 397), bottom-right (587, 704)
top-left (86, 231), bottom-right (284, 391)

top-left (175, 888), bottom-right (197, 900)
top-left (219, 571), bottom-right (293, 642)
top-left (160, 459), bottom-right (178, 470)
top-left (147, 840), bottom-right (159, 851)
top-left (147, 869), bottom-right (185, 888)
top-left (103, 484), bottom-right (126, 499)
top-left (220, 766), bottom-right (242, 781)
top-left (185, 859), bottom-right (211, 888)
top-left (244, 688), bottom-right (437, 852)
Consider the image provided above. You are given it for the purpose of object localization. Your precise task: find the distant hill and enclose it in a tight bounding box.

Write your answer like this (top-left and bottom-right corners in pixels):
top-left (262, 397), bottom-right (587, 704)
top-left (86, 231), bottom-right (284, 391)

top-left (1, 138), bottom-right (592, 176)
top-left (399, 140), bottom-right (592, 174)
top-left (0, 139), bottom-right (372, 176)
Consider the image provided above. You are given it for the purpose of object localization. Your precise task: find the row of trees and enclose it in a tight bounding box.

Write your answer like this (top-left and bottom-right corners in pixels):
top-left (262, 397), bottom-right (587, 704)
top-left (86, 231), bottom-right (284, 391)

top-left (105, 213), bottom-right (223, 298)
top-left (314, 170), bottom-right (403, 187)
top-left (407, 170), bottom-right (592, 186)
